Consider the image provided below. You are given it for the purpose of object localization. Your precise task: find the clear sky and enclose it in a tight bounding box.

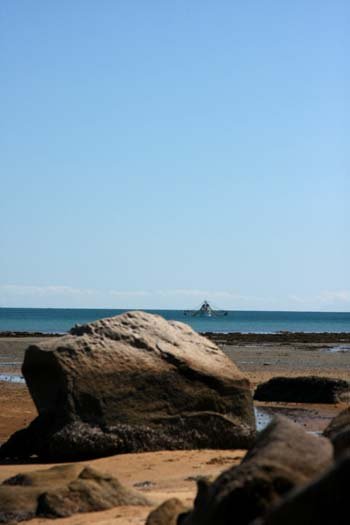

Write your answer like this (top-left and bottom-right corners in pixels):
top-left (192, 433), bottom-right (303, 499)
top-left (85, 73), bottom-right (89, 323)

top-left (1, 1), bottom-right (349, 311)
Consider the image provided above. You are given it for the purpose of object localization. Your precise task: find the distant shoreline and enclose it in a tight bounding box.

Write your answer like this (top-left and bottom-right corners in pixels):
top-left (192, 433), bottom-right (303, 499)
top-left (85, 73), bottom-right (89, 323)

top-left (204, 331), bottom-right (350, 344)
top-left (1, 330), bottom-right (350, 343)
top-left (0, 331), bottom-right (63, 338)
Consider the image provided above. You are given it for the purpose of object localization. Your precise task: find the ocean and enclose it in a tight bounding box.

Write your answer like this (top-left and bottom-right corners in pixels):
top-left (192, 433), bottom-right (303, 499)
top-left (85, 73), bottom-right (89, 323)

top-left (0, 308), bottom-right (349, 334)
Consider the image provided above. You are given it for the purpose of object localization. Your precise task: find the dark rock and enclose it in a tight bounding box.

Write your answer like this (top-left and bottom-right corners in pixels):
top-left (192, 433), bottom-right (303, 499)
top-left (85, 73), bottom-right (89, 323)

top-left (181, 415), bottom-right (333, 525)
top-left (146, 498), bottom-right (189, 525)
top-left (0, 312), bottom-right (255, 461)
top-left (0, 464), bottom-right (150, 523)
top-left (254, 376), bottom-right (350, 403)
top-left (323, 407), bottom-right (350, 458)
top-left (256, 453), bottom-right (350, 525)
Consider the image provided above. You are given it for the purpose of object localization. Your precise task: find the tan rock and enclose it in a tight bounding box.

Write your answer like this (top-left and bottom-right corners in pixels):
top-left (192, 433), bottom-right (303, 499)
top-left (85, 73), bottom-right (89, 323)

top-left (146, 497), bottom-right (189, 525)
top-left (0, 464), bottom-right (150, 523)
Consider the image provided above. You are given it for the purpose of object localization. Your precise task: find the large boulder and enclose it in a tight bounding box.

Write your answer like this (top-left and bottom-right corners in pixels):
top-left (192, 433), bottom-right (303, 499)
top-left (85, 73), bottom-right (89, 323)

top-left (256, 453), bottom-right (350, 525)
top-left (254, 376), bottom-right (350, 403)
top-left (0, 312), bottom-right (255, 460)
top-left (0, 464), bottom-right (150, 523)
top-left (323, 407), bottom-right (350, 459)
top-left (181, 416), bottom-right (333, 525)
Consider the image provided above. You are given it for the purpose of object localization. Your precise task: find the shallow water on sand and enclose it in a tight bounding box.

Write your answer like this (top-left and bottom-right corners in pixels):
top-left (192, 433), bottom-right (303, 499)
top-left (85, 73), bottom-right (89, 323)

top-left (328, 345), bottom-right (350, 353)
top-left (254, 407), bottom-right (273, 431)
top-left (0, 374), bottom-right (24, 384)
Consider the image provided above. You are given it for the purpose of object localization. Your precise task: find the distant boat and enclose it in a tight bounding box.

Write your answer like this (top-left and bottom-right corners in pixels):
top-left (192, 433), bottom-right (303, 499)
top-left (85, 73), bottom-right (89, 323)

top-left (184, 300), bottom-right (228, 318)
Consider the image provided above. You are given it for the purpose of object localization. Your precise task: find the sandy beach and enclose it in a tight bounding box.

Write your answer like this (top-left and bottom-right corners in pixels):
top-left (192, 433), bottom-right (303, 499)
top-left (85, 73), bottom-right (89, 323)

top-left (0, 333), bottom-right (349, 524)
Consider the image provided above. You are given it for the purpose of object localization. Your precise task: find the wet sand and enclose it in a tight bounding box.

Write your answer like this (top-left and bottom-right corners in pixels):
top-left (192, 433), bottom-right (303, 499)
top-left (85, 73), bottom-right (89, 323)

top-left (222, 340), bottom-right (350, 387)
top-left (1, 333), bottom-right (349, 382)
top-left (0, 333), bottom-right (349, 524)
top-left (0, 336), bottom-right (58, 376)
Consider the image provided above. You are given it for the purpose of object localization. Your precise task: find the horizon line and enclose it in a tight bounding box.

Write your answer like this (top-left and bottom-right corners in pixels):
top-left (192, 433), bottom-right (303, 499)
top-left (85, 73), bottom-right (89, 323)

top-left (0, 306), bottom-right (349, 314)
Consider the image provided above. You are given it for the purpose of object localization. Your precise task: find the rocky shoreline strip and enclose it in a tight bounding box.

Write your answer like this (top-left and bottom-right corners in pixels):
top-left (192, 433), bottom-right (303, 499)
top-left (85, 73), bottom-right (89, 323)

top-left (1, 330), bottom-right (350, 343)
top-left (0, 331), bottom-right (63, 338)
top-left (204, 331), bottom-right (350, 344)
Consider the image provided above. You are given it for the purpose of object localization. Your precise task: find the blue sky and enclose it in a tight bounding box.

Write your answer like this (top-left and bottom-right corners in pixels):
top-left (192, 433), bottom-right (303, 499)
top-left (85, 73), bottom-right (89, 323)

top-left (1, 1), bottom-right (349, 310)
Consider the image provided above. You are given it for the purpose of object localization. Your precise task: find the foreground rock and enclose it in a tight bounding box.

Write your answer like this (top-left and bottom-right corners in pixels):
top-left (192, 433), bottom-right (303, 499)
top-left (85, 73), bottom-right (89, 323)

top-left (146, 498), bottom-right (189, 525)
top-left (181, 416), bottom-right (333, 525)
top-left (256, 453), bottom-right (350, 525)
top-left (254, 376), bottom-right (349, 403)
top-left (323, 407), bottom-right (350, 458)
top-left (0, 463), bottom-right (150, 523)
top-left (0, 312), bottom-right (255, 461)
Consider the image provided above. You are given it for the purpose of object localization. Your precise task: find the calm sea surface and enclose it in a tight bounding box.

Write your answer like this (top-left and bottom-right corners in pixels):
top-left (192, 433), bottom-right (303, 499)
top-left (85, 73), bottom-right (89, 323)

top-left (0, 308), bottom-right (349, 334)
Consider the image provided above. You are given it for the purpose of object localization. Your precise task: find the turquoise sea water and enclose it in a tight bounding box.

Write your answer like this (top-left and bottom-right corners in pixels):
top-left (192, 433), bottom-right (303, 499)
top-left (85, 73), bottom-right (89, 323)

top-left (0, 308), bottom-right (349, 334)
